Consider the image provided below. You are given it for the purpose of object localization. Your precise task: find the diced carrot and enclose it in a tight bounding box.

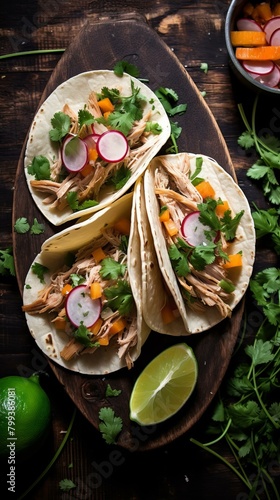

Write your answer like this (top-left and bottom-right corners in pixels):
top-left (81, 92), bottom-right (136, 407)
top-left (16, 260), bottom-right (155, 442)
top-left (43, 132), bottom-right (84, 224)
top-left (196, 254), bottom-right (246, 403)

top-left (195, 180), bottom-right (215, 199)
top-left (159, 207), bottom-right (170, 222)
top-left (103, 111), bottom-right (111, 120)
top-left (243, 2), bottom-right (255, 16)
top-left (230, 31), bottom-right (267, 47)
top-left (61, 283), bottom-right (72, 296)
top-left (215, 200), bottom-right (230, 217)
top-left (89, 317), bottom-right (103, 335)
top-left (90, 282), bottom-right (102, 299)
top-left (80, 163), bottom-right (94, 177)
top-left (236, 46), bottom-right (280, 60)
top-left (113, 218), bottom-right (131, 235)
top-left (88, 148), bottom-right (98, 162)
top-left (252, 2), bottom-right (272, 23)
top-left (161, 304), bottom-right (176, 324)
top-left (98, 335), bottom-right (109, 346)
top-left (109, 318), bottom-right (127, 336)
top-left (53, 317), bottom-right (67, 330)
top-left (163, 219), bottom-right (178, 237)
top-left (273, 2), bottom-right (280, 15)
top-left (98, 97), bottom-right (115, 114)
top-left (223, 253), bottom-right (243, 269)
top-left (92, 247), bottom-right (106, 263)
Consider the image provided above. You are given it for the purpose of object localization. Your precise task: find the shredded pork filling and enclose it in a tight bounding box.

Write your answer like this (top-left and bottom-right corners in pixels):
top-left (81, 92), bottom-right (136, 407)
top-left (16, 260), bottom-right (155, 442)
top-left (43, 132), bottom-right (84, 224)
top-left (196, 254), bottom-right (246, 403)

top-left (22, 228), bottom-right (138, 369)
top-left (154, 158), bottom-right (235, 318)
top-left (30, 92), bottom-right (160, 211)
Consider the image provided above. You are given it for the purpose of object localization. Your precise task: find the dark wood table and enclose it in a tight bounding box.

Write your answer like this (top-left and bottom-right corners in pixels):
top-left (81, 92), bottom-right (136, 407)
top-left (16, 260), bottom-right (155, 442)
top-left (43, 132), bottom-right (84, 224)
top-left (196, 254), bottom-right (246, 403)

top-left (1, 1), bottom-right (279, 498)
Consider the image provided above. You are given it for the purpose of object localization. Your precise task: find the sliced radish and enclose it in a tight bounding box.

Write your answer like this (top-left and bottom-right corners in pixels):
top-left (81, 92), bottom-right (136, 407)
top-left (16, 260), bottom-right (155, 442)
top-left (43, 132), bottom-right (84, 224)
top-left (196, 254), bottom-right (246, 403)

top-left (83, 133), bottom-right (99, 149)
top-left (242, 60), bottom-right (274, 75)
top-left (254, 64), bottom-right (280, 88)
top-left (65, 285), bottom-right (101, 328)
top-left (270, 27), bottom-right (280, 46)
top-left (181, 211), bottom-right (216, 247)
top-left (236, 18), bottom-right (263, 32)
top-left (62, 135), bottom-right (88, 173)
top-left (96, 130), bottom-right (129, 163)
top-left (264, 16), bottom-right (280, 43)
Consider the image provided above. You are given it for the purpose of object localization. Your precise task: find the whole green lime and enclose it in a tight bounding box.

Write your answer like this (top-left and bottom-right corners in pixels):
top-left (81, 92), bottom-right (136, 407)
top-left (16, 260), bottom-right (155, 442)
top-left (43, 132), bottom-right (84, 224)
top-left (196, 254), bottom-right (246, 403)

top-left (0, 374), bottom-right (51, 457)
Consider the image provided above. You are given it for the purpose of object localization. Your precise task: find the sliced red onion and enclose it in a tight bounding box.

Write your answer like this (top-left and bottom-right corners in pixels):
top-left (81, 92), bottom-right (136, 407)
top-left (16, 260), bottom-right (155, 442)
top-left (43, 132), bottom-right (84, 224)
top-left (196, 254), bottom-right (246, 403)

top-left (254, 64), bottom-right (280, 88)
top-left (242, 60), bottom-right (274, 75)
top-left (62, 135), bottom-right (88, 172)
top-left (181, 211), bottom-right (216, 247)
top-left (270, 27), bottom-right (280, 46)
top-left (65, 285), bottom-right (101, 328)
top-left (264, 16), bottom-right (280, 43)
top-left (236, 18), bottom-right (263, 32)
top-left (96, 130), bottom-right (129, 163)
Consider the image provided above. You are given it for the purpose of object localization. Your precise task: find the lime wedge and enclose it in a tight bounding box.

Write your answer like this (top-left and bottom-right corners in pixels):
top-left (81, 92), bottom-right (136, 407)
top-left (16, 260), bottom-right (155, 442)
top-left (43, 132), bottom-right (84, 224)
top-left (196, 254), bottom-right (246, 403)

top-left (129, 343), bottom-right (198, 425)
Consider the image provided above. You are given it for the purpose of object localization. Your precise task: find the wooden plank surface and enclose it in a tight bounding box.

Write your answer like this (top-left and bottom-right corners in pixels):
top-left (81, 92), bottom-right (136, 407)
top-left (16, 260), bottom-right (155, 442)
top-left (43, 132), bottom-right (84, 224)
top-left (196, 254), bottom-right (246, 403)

top-left (0, 1), bottom-right (279, 498)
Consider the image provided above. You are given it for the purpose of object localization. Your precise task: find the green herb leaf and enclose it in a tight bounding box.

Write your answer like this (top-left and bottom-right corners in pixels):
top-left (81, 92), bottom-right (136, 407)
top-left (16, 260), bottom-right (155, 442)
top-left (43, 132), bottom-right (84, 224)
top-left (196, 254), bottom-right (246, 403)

top-left (98, 407), bottom-right (123, 444)
top-left (99, 258), bottom-right (126, 280)
top-left (113, 60), bottom-right (140, 78)
top-left (59, 479), bottom-right (76, 491)
top-left (31, 262), bottom-right (49, 283)
top-left (27, 155), bottom-right (51, 180)
top-left (0, 248), bottom-right (15, 276)
top-left (14, 217), bottom-right (30, 234)
top-left (104, 280), bottom-right (133, 315)
top-left (49, 111), bottom-right (71, 142)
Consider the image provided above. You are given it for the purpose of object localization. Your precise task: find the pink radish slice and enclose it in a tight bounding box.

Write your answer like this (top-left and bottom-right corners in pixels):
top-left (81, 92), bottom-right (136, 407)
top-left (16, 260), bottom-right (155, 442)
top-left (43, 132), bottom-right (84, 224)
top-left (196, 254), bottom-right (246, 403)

top-left (236, 18), bottom-right (263, 32)
top-left (254, 64), bottom-right (280, 88)
top-left (181, 211), bottom-right (215, 247)
top-left (83, 134), bottom-right (99, 150)
top-left (62, 135), bottom-right (88, 172)
top-left (97, 130), bottom-right (129, 163)
top-left (242, 60), bottom-right (274, 75)
top-left (270, 27), bottom-right (280, 46)
top-left (65, 285), bottom-right (101, 328)
top-left (264, 16), bottom-right (280, 43)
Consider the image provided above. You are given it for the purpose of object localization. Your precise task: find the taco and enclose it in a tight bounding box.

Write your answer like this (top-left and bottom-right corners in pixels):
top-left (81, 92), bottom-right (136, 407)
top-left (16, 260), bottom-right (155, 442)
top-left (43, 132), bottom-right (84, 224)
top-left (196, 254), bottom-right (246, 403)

top-left (24, 70), bottom-right (171, 226)
top-left (142, 153), bottom-right (255, 334)
top-left (22, 194), bottom-right (150, 375)
top-left (133, 177), bottom-right (189, 335)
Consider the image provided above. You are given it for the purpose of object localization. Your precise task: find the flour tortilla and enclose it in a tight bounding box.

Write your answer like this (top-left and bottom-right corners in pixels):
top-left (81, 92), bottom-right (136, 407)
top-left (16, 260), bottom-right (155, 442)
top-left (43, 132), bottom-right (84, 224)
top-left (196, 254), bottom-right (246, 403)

top-left (143, 153), bottom-right (256, 334)
top-left (22, 194), bottom-right (150, 375)
top-left (24, 70), bottom-right (171, 226)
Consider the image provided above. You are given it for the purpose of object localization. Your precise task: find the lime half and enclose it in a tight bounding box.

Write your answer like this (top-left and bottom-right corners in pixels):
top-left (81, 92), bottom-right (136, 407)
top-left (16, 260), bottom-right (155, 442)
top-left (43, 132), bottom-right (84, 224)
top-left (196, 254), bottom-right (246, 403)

top-left (129, 343), bottom-right (198, 425)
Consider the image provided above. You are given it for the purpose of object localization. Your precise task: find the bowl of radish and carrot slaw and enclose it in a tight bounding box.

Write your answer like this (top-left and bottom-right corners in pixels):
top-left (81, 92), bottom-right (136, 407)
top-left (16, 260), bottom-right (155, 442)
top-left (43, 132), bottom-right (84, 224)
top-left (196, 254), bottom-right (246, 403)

top-left (225, 0), bottom-right (280, 94)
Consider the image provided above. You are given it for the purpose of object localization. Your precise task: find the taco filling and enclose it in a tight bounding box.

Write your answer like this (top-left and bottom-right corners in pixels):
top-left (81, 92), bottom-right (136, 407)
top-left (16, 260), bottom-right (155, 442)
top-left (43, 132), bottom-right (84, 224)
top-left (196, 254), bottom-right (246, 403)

top-left (27, 75), bottom-right (166, 217)
top-left (22, 219), bottom-right (140, 369)
top-left (143, 153), bottom-right (255, 331)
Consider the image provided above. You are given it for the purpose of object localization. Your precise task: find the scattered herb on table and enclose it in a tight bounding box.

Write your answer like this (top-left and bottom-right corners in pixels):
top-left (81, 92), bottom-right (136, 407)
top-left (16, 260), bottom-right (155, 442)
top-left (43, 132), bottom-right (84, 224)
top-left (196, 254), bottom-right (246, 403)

top-left (0, 247), bottom-right (15, 276)
top-left (190, 95), bottom-right (280, 500)
top-left (238, 96), bottom-right (280, 206)
top-left (98, 407), bottom-right (123, 445)
top-left (59, 479), bottom-right (76, 491)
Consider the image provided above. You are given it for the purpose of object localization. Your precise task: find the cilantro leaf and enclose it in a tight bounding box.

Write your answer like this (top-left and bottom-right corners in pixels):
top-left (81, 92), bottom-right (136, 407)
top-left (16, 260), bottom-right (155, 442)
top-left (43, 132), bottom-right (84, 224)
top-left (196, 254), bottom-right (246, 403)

top-left (245, 339), bottom-right (275, 367)
top-left (30, 218), bottom-right (45, 235)
top-left (59, 479), bottom-right (76, 491)
top-left (189, 243), bottom-right (216, 270)
top-left (27, 155), bottom-right (51, 180)
top-left (31, 262), bottom-right (49, 283)
top-left (105, 384), bottom-right (122, 397)
top-left (98, 407), bottom-right (123, 444)
top-left (113, 60), bottom-right (140, 78)
top-left (104, 280), bottom-right (134, 315)
top-left (14, 217), bottom-right (30, 234)
top-left (49, 111), bottom-right (71, 142)
top-left (221, 209), bottom-right (244, 241)
top-left (109, 165), bottom-right (131, 190)
top-left (73, 323), bottom-right (99, 348)
top-left (228, 401), bottom-right (263, 429)
top-left (66, 191), bottom-right (98, 212)
top-left (168, 244), bottom-right (190, 277)
top-left (99, 258), bottom-right (126, 280)
top-left (78, 109), bottom-right (94, 129)
top-left (0, 248), bottom-right (15, 276)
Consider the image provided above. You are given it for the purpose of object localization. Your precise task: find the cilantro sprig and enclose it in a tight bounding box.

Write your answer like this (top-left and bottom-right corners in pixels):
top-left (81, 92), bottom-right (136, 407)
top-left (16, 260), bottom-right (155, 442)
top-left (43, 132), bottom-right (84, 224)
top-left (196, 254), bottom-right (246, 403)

top-left (98, 407), bottom-right (123, 445)
top-left (238, 97), bottom-right (280, 206)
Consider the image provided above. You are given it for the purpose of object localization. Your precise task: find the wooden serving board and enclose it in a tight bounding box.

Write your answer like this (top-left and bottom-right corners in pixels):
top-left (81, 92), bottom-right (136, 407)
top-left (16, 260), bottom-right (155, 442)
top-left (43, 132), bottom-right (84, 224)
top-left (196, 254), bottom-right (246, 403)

top-left (13, 13), bottom-right (243, 451)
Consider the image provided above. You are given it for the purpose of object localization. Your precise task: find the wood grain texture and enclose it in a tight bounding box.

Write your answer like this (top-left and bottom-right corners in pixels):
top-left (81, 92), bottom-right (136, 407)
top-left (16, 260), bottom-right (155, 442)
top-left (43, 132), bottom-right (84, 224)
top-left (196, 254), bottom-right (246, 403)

top-left (1, 1), bottom-right (279, 498)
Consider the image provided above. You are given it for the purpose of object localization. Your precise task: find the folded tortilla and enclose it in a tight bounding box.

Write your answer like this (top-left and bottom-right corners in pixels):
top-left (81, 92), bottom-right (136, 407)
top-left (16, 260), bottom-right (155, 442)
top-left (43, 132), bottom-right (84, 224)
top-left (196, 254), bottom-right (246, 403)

top-left (24, 70), bottom-right (171, 226)
top-left (142, 153), bottom-right (256, 334)
top-left (22, 194), bottom-right (150, 375)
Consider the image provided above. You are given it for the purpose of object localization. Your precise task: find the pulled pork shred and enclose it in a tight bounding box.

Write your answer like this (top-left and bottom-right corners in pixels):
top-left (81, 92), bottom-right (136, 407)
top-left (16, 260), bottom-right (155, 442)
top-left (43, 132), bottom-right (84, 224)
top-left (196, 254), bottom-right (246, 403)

top-left (22, 227), bottom-right (138, 369)
top-left (154, 155), bottom-right (233, 318)
top-left (30, 91), bottom-right (161, 211)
